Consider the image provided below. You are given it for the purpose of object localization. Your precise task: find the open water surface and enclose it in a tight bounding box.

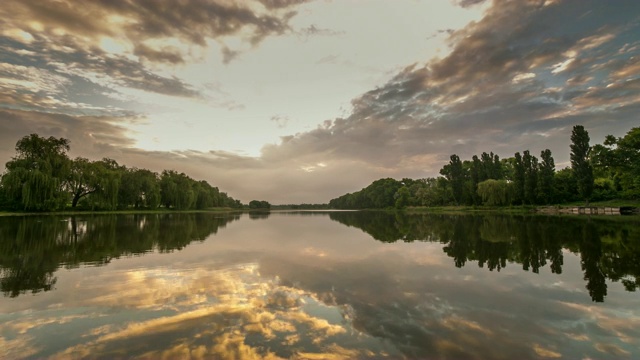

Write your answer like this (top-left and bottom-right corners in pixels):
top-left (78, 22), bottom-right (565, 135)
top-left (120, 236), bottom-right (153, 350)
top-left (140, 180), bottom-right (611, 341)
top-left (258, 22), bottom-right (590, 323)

top-left (1, 211), bottom-right (639, 359)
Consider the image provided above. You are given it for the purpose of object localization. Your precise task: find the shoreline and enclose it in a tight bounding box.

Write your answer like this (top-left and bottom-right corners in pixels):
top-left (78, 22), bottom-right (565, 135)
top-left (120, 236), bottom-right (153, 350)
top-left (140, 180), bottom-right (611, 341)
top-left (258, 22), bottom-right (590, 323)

top-left (0, 208), bottom-right (243, 217)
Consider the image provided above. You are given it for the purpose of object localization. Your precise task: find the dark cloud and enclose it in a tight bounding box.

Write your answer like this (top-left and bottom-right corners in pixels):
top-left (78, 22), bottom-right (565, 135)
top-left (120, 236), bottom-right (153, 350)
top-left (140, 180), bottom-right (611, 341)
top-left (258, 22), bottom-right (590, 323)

top-left (0, 33), bottom-right (200, 104)
top-left (299, 24), bottom-right (345, 37)
top-left (133, 44), bottom-right (184, 65)
top-left (259, 0), bottom-right (640, 180)
top-left (258, 0), bottom-right (313, 9)
top-left (0, 0), bottom-right (310, 113)
top-left (1, 0), bottom-right (296, 49)
top-left (452, 0), bottom-right (489, 8)
top-left (220, 46), bottom-right (241, 65)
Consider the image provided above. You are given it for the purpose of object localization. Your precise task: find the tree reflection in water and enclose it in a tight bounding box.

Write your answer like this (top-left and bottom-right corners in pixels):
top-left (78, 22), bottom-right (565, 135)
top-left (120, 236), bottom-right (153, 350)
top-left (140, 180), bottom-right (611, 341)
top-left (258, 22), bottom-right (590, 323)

top-left (329, 211), bottom-right (640, 302)
top-left (0, 213), bottom-right (239, 298)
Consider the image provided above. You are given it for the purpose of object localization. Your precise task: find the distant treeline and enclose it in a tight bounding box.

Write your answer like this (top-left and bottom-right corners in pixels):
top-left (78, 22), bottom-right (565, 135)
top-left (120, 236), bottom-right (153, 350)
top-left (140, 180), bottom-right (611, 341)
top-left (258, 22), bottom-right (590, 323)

top-left (0, 134), bottom-right (243, 211)
top-left (271, 203), bottom-right (329, 210)
top-left (329, 125), bottom-right (640, 209)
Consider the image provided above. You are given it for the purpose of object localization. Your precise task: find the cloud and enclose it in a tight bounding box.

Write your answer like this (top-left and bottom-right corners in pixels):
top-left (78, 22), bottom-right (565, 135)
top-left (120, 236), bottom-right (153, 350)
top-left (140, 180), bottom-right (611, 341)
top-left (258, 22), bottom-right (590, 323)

top-left (299, 24), bottom-right (345, 37)
top-left (270, 114), bottom-right (290, 128)
top-left (4, 260), bottom-right (396, 359)
top-left (258, 0), bottom-right (314, 9)
top-left (0, 0), bottom-right (310, 114)
top-left (452, 0), bottom-right (489, 8)
top-left (254, 0), bottom-right (640, 186)
top-left (133, 44), bottom-right (185, 65)
top-left (220, 46), bottom-right (242, 65)
top-left (1, 0), bottom-right (297, 50)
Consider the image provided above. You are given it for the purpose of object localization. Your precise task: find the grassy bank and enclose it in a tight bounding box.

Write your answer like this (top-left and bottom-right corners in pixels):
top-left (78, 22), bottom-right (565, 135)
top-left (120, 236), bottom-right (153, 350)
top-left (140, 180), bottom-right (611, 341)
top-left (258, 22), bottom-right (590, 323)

top-left (0, 207), bottom-right (243, 217)
top-left (560, 199), bottom-right (640, 207)
top-left (405, 205), bottom-right (537, 214)
top-left (404, 200), bottom-right (639, 215)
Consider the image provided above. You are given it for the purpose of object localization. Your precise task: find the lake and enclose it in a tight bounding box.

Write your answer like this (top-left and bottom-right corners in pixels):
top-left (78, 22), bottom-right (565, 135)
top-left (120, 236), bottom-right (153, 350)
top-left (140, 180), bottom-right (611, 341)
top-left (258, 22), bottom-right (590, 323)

top-left (1, 211), bottom-right (639, 359)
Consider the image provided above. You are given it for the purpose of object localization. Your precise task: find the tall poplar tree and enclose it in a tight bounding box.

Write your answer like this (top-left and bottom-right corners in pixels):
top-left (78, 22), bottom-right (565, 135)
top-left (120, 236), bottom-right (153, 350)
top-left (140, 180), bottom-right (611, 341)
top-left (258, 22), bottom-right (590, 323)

top-left (570, 125), bottom-right (594, 205)
top-left (440, 154), bottom-right (465, 205)
top-left (523, 150), bottom-right (539, 204)
top-left (513, 152), bottom-right (525, 205)
top-left (538, 149), bottom-right (556, 204)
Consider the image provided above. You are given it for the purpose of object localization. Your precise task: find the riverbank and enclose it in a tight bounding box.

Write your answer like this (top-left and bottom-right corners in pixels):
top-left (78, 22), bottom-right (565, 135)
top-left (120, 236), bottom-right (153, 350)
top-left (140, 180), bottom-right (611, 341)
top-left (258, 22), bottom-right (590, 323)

top-left (0, 207), bottom-right (243, 217)
top-left (404, 200), bottom-right (640, 215)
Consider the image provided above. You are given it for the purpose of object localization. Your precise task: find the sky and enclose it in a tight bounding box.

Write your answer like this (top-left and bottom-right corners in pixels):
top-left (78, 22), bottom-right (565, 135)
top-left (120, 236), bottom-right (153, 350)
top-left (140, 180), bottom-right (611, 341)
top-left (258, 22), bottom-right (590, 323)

top-left (1, 0), bottom-right (639, 204)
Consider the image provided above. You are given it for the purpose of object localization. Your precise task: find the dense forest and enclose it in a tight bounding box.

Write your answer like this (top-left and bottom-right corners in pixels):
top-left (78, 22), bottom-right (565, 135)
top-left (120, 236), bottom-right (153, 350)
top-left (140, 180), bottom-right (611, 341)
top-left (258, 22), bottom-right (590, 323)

top-left (330, 125), bottom-right (640, 209)
top-left (0, 134), bottom-right (243, 211)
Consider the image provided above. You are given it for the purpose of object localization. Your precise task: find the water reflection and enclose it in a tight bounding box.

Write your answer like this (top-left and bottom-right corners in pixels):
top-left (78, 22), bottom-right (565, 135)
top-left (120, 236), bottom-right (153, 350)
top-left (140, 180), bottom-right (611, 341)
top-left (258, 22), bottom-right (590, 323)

top-left (1, 212), bottom-right (639, 359)
top-left (329, 212), bottom-right (640, 302)
top-left (0, 213), bottom-right (239, 298)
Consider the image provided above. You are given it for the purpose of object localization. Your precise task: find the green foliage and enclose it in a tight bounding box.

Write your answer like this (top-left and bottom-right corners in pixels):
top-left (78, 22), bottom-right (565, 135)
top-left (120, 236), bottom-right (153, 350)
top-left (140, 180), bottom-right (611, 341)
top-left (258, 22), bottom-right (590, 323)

top-left (523, 150), bottom-right (538, 205)
top-left (394, 186), bottom-right (410, 209)
top-left (0, 134), bottom-right (243, 212)
top-left (592, 127), bottom-right (640, 200)
top-left (440, 155), bottom-right (465, 205)
top-left (1, 134), bottom-right (71, 211)
top-left (160, 170), bottom-right (196, 210)
top-left (328, 124), bottom-right (637, 209)
top-left (249, 200), bottom-right (271, 209)
top-left (512, 152), bottom-right (525, 205)
top-left (118, 168), bottom-right (161, 209)
top-left (414, 177), bottom-right (452, 206)
top-left (553, 167), bottom-right (579, 203)
top-left (570, 125), bottom-right (594, 203)
top-left (477, 179), bottom-right (510, 206)
top-left (538, 149), bottom-right (555, 204)
top-left (329, 178), bottom-right (402, 209)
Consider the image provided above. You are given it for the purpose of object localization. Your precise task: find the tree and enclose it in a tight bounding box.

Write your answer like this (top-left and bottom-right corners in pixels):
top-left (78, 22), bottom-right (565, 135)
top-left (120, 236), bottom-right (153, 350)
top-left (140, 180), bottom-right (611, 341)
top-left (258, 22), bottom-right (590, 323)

top-left (570, 125), bottom-right (594, 204)
top-left (512, 152), bottom-right (525, 205)
top-left (1, 134), bottom-right (71, 211)
top-left (523, 150), bottom-right (538, 204)
top-left (592, 127), bottom-right (640, 199)
top-left (66, 157), bottom-right (102, 208)
top-left (538, 149), bottom-right (555, 204)
top-left (249, 200), bottom-right (271, 209)
top-left (118, 168), bottom-right (160, 209)
top-left (160, 170), bottom-right (195, 210)
top-left (477, 179), bottom-right (510, 206)
top-left (394, 186), bottom-right (410, 209)
top-left (440, 154), bottom-right (465, 205)
top-left (469, 155), bottom-right (483, 205)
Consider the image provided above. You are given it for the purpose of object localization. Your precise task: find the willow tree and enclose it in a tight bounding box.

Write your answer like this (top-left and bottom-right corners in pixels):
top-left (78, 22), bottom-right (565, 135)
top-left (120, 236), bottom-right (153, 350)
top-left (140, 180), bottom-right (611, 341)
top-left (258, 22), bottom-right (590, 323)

top-left (477, 179), bottom-right (510, 206)
top-left (160, 170), bottom-right (196, 210)
top-left (1, 134), bottom-right (71, 211)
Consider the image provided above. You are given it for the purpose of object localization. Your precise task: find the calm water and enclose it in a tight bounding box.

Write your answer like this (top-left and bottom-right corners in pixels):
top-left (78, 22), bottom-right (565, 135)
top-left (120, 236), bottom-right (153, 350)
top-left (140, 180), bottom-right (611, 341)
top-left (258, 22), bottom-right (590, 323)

top-left (1, 212), bottom-right (639, 359)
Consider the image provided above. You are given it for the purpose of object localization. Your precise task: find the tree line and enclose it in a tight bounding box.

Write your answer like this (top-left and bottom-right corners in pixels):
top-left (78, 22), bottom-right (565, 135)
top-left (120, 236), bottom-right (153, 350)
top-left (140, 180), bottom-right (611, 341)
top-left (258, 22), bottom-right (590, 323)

top-left (0, 134), bottom-right (243, 211)
top-left (330, 125), bottom-right (640, 209)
